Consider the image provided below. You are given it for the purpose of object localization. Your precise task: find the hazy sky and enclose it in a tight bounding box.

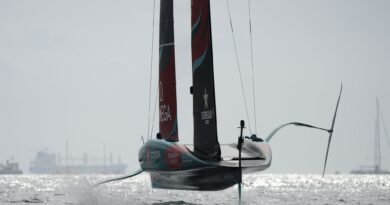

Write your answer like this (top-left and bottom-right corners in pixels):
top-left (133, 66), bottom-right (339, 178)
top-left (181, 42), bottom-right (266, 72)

top-left (1, 0), bottom-right (389, 174)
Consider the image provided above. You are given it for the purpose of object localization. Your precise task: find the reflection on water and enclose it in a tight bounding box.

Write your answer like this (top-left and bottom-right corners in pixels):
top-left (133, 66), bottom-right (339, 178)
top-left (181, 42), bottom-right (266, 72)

top-left (0, 174), bottom-right (389, 205)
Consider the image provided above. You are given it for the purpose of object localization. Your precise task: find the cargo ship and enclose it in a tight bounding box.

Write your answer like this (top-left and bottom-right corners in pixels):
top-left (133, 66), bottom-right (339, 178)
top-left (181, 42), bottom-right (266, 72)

top-left (29, 148), bottom-right (127, 174)
top-left (0, 159), bottom-right (23, 175)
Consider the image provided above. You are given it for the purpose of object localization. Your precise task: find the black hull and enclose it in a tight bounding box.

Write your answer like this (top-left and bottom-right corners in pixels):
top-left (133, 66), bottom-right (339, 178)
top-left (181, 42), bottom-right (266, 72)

top-left (150, 166), bottom-right (241, 191)
top-left (139, 139), bottom-right (272, 191)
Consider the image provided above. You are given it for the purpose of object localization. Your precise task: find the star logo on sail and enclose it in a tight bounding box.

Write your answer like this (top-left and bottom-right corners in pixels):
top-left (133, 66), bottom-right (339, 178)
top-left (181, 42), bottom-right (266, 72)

top-left (203, 88), bottom-right (209, 110)
top-left (201, 87), bottom-right (213, 125)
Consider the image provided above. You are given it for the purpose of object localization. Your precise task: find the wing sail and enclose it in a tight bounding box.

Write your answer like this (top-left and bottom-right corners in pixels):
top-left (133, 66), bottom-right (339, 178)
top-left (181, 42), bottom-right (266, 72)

top-left (159, 0), bottom-right (178, 141)
top-left (191, 0), bottom-right (221, 160)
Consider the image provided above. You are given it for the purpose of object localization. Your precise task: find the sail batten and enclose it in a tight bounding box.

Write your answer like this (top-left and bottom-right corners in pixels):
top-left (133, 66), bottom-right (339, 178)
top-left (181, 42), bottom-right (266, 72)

top-left (159, 0), bottom-right (178, 141)
top-left (191, 0), bottom-right (221, 160)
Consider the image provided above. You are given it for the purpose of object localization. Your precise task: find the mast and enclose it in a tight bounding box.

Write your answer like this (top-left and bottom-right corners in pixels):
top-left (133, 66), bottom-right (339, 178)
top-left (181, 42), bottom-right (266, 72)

top-left (191, 0), bottom-right (221, 160)
top-left (159, 0), bottom-right (178, 141)
top-left (65, 140), bottom-right (69, 168)
top-left (374, 98), bottom-right (381, 171)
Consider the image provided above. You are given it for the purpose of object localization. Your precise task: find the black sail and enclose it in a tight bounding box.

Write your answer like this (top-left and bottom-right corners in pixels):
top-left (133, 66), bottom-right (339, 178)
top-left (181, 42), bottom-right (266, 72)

top-left (191, 0), bottom-right (221, 160)
top-left (159, 0), bottom-right (178, 141)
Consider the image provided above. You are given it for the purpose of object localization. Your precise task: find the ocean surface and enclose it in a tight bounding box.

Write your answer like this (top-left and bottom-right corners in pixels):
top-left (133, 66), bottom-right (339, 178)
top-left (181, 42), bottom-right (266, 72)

top-left (0, 174), bottom-right (389, 205)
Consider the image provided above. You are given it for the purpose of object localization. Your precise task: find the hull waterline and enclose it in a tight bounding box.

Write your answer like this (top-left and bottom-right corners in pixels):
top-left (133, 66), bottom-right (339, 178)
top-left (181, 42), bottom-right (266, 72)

top-left (138, 139), bottom-right (272, 190)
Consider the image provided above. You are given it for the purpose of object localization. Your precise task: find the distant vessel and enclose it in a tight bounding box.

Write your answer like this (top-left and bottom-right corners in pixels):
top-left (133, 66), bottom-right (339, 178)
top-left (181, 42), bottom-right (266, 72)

top-left (0, 159), bottom-right (23, 175)
top-left (351, 98), bottom-right (390, 174)
top-left (29, 144), bottom-right (127, 174)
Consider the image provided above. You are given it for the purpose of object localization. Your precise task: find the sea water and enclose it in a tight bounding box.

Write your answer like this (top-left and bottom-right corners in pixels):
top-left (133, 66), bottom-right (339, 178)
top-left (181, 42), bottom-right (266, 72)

top-left (0, 174), bottom-right (389, 205)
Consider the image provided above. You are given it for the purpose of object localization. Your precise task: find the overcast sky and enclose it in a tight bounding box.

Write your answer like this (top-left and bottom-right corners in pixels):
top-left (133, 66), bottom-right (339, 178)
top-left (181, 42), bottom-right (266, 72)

top-left (1, 0), bottom-right (389, 174)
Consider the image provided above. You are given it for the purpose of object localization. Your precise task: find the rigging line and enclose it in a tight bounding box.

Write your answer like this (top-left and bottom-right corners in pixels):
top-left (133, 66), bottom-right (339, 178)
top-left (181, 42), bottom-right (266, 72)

top-left (379, 107), bottom-right (390, 149)
top-left (147, 0), bottom-right (157, 140)
top-left (225, 0), bottom-right (252, 134)
top-left (247, 0), bottom-right (258, 135)
top-left (150, 84), bottom-right (159, 140)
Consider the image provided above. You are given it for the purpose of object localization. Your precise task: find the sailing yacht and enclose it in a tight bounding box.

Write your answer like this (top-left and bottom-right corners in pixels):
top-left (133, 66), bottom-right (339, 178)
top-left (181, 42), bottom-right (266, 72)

top-left (97, 0), bottom-right (342, 194)
top-left (351, 98), bottom-right (390, 175)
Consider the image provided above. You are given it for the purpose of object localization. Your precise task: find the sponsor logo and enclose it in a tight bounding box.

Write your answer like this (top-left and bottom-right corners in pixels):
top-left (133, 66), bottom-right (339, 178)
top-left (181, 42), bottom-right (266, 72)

top-left (201, 110), bottom-right (212, 119)
top-left (159, 80), bottom-right (172, 122)
top-left (166, 147), bottom-right (182, 169)
top-left (160, 104), bottom-right (172, 122)
top-left (201, 88), bottom-right (212, 125)
top-left (150, 151), bottom-right (161, 160)
top-left (146, 147), bottom-right (161, 162)
top-left (203, 88), bottom-right (209, 109)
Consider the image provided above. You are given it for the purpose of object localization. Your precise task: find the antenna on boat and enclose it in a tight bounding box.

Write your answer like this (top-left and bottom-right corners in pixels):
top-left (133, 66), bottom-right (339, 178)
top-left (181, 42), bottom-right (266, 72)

top-left (237, 120), bottom-right (245, 204)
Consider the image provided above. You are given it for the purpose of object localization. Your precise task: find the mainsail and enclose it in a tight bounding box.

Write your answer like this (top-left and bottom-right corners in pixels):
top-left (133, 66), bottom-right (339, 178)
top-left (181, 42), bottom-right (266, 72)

top-left (159, 0), bottom-right (178, 141)
top-left (191, 0), bottom-right (221, 160)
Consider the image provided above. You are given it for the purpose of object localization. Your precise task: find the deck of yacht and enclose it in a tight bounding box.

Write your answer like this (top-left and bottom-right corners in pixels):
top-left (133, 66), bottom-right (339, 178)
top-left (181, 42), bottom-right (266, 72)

top-left (184, 141), bottom-right (272, 171)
